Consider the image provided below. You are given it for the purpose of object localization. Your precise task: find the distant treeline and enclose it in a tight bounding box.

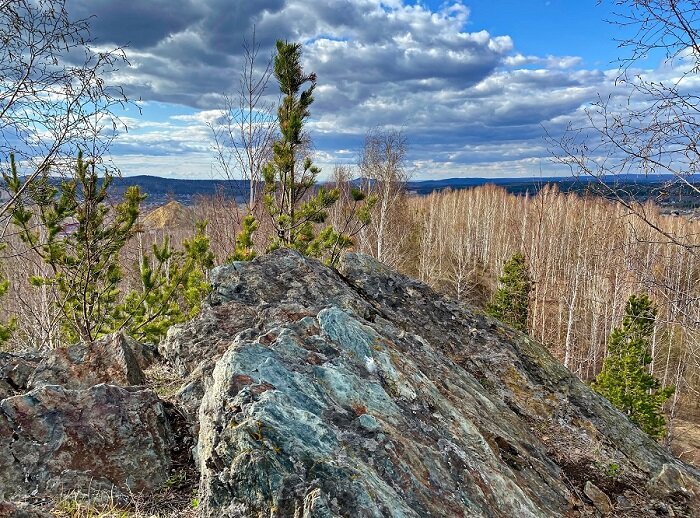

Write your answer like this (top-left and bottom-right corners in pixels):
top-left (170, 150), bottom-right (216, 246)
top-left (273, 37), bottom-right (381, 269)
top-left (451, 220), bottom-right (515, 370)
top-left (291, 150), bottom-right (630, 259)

top-left (404, 175), bottom-right (700, 210)
top-left (7, 173), bottom-right (699, 209)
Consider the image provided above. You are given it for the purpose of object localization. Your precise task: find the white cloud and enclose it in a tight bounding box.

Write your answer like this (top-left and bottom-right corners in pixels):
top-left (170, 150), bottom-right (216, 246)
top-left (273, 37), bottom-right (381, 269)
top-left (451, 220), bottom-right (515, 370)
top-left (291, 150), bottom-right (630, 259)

top-left (65, 0), bottom-right (678, 179)
top-left (170, 110), bottom-right (227, 124)
top-left (111, 153), bottom-right (219, 178)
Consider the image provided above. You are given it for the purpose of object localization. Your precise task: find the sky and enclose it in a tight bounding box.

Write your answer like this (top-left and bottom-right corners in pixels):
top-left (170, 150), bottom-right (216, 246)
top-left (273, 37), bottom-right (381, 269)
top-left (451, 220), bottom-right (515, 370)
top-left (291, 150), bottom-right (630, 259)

top-left (63, 0), bottom-right (662, 180)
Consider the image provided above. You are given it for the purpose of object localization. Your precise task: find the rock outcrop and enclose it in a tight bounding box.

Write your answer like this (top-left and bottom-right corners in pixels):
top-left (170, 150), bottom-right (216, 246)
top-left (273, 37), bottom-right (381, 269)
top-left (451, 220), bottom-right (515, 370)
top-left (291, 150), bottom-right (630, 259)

top-left (2, 250), bottom-right (698, 516)
top-left (0, 500), bottom-right (50, 518)
top-left (0, 384), bottom-right (173, 499)
top-left (0, 352), bottom-right (40, 400)
top-left (160, 249), bottom-right (700, 517)
top-left (30, 332), bottom-right (155, 389)
top-left (0, 332), bottom-right (177, 509)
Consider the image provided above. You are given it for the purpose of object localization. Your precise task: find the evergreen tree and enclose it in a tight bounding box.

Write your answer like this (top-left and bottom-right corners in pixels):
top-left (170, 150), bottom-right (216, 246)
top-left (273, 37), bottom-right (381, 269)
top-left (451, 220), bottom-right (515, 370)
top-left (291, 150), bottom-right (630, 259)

top-left (181, 220), bottom-right (215, 316)
top-left (592, 294), bottom-right (674, 439)
top-left (5, 152), bottom-right (144, 343)
top-left (0, 249), bottom-right (16, 346)
top-left (116, 221), bottom-right (214, 344)
top-left (321, 186), bottom-right (376, 266)
top-left (261, 40), bottom-right (347, 260)
top-left (230, 214), bottom-right (258, 262)
top-left (486, 252), bottom-right (531, 332)
top-left (4, 152), bottom-right (214, 345)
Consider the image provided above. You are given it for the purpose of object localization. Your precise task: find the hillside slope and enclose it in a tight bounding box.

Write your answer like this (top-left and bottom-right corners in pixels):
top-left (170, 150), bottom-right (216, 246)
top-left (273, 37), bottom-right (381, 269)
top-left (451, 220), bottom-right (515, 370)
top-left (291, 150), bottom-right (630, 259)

top-left (1, 250), bottom-right (698, 516)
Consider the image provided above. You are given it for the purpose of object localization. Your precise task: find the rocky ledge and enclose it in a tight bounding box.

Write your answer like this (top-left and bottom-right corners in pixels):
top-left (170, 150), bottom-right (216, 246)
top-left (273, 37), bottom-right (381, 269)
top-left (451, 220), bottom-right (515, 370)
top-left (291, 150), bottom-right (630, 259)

top-left (1, 249), bottom-right (699, 517)
top-left (166, 250), bottom-right (700, 517)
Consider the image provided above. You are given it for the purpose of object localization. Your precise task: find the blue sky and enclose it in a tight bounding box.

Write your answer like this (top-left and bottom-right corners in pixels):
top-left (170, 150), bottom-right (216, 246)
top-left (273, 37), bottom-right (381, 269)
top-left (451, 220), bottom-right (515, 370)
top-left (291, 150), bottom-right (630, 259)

top-left (64, 0), bottom-right (671, 180)
top-left (458, 1), bottom-right (621, 65)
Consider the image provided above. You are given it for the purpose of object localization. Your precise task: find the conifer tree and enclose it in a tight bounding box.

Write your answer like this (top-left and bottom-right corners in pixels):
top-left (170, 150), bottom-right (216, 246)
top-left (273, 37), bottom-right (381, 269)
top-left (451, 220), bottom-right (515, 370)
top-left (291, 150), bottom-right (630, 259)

top-left (592, 294), bottom-right (674, 439)
top-left (0, 253), bottom-right (16, 346)
top-left (181, 220), bottom-right (215, 316)
top-left (5, 152), bottom-right (144, 343)
top-left (486, 252), bottom-right (531, 332)
top-left (116, 221), bottom-right (214, 344)
top-left (230, 214), bottom-right (258, 262)
top-left (261, 40), bottom-right (346, 260)
top-left (4, 152), bottom-right (214, 345)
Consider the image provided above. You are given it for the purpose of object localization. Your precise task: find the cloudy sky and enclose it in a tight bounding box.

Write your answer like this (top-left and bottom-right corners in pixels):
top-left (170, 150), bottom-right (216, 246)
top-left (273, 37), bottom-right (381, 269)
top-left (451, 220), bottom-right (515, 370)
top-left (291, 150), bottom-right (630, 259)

top-left (66, 0), bottom-right (655, 180)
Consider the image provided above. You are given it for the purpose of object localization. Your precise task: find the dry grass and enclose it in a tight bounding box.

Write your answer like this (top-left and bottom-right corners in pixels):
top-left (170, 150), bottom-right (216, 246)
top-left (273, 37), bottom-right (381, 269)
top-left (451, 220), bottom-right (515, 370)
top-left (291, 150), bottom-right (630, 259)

top-left (671, 418), bottom-right (700, 467)
top-left (49, 486), bottom-right (199, 518)
top-left (143, 362), bottom-right (185, 401)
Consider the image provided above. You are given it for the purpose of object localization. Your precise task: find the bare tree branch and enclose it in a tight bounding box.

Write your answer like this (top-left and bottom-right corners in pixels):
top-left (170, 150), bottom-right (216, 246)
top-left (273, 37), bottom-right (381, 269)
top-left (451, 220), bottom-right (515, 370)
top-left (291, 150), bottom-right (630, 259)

top-left (0, 0), bottom-right (130, 222)
top-left (208, 27), bottom-right (276, 212)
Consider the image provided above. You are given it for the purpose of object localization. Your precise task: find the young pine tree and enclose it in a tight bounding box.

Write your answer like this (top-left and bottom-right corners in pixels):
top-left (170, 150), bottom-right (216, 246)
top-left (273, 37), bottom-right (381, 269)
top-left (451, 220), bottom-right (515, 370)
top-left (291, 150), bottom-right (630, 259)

top-left (5, 152), bottom-right (144, 343)
top-left (486, 252), bottom-right (531, 333)
top-left (5, 152), bottom-right (214, 346)
top-left (116, 221), bottom-right (214, 344)
top-left (592, 294), bottom-right (674, 439)
top-left (261, 40), bottom-right (351, 262)
top-left (230, 214), bottom-right (258, 262)
top-left (0, 251), bottom-right (16, 347)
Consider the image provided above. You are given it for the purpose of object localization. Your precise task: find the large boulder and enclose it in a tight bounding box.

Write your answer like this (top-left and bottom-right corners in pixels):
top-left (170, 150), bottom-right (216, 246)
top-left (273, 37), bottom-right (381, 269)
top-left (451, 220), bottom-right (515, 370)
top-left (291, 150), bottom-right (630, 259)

top-left (197, 306), bottom-right (573, 517)
top-left (0, 384), bottom-right (173, 499)
top-left (159, 250), bottom-right (700, 517)
top-left (29, 332), bottom-right (154, 390)
top-left (158, 250), bottom-right (372, 377)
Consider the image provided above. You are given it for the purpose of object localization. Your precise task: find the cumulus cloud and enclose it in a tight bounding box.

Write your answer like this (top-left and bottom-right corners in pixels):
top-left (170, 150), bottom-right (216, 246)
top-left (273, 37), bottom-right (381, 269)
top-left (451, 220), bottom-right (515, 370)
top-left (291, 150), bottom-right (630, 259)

top-left (64, 0), bottom-right (634, 178)
top-left (68, 0), bottom-right (206, 48)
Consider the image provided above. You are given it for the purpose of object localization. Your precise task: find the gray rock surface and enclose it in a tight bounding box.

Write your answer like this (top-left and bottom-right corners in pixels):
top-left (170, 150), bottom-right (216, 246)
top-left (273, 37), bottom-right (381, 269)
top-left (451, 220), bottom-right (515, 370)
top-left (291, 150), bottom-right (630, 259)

top-left (0, 501), bottom-right (51, 518)
top-left (0, 352), bottom-right (41, 400)
top-left (29, 332), bottom-right (154, 390)
top-left (0, 383), bottom-right (173, 499)
top-left (584, 481), bottom-right (612, 515)
top-left (161, 249), bottom-right (700, 517)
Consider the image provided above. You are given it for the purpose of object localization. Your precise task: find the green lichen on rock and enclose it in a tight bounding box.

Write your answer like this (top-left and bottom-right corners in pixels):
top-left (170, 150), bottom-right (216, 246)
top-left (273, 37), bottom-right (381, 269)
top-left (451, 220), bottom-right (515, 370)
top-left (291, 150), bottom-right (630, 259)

top-left (157, 250), bottom-right (700, 517)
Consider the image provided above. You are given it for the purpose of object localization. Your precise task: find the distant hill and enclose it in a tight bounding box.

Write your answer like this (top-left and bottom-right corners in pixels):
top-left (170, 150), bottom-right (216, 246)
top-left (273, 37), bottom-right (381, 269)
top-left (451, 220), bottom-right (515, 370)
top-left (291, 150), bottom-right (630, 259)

top-left (109, 176), bottom-right (252, 206)
top-left (356, 173), bottom-right (698, 209)
top-left (7, 173), bottom-right (698, 210)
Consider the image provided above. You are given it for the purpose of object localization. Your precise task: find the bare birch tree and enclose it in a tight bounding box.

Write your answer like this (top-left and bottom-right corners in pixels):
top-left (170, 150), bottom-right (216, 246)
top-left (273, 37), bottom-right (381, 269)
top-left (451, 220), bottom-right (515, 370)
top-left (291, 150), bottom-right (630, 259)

top-left (358, 128), bottom-right (410, 267)
top-left (0, 0), bottom-right (129, 221)
top-left (209, 29), bottom-right (276, 211)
